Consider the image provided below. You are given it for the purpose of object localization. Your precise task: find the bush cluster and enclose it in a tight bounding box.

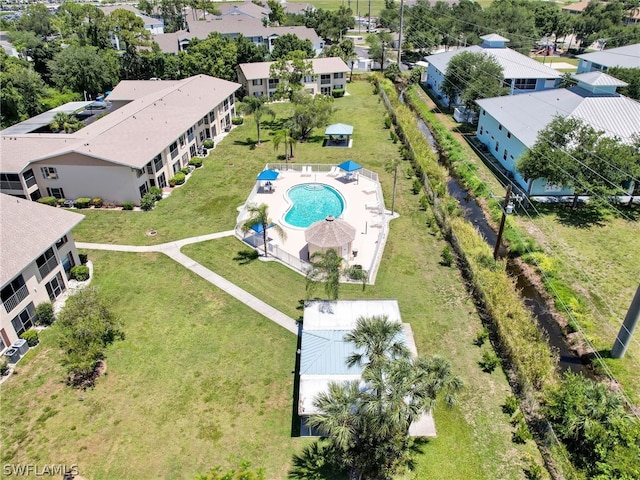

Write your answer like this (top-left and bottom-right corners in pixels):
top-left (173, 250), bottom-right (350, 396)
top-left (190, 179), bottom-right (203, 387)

top-left (20, 329), bottom-right (39, 347)
top-left (189, 158), bottom-right (203, 168)
top-left (149, 186), bottom-right (163, 201)
top-left (0, 358), bottom-right (8, 376)
top-left (69, 265), bottom-right (90, 281)
top-left (35, 302), bottom-right (55, 326)
top-left (75, 197), bottom-right (92, 209)
top-left (122, 201), bottom-right (134, 210)
top-left (37, 196), bottom-right (57, 206)
top-left (140, 192), bottom-right (156, 211)
top-left (203, 139), bottom-right (214, 149)
top-left (331, 88), bottom-right (345, 98)
top-left (180, 167), bottom-right (190, 175)
top-left (91, 197), bottom-right (103, 208)
top-left (232, 117), bottom-right (244, 125)
top-left (169, 172), bottom-right (186, 186)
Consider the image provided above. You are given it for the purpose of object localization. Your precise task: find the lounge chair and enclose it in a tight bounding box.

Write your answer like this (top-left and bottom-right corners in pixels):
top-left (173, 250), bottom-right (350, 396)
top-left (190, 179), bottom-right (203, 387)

top-left (366, 202), bottom-right (381, 210)
top-left (362, 187), bottom-right (376, 194)
top-left (327, 166), bottom-right (339, 177)
top-left (301, 166), bottom-right (312, 176)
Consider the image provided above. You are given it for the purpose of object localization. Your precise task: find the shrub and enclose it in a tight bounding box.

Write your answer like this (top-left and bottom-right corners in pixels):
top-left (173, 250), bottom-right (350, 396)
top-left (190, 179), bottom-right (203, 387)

top-left (523, 456), bottom-right (545, 480)
top-left (170, 172), bottom-right (186, 186)
top-left (180, 167), bottom-right (190, 175)
top-left (122, 201), bottom-right (134, 210)
top-left (0, 358), bottom-right (8, 376)
top-left (502, 394), bottom-right (520, 415)
top-left (140, 192), bottom-right (156, 211)
top-left (70, 265), bottom-right (90, 281)
top-left (35, 302), bottom-right (55, 326)
top-left (189, 158), bottom-right (203, 168)
top-left (203, 139), bottom-right (214, 149)
top-left (411, 177), bottom-right (422, 194)
top-left (37, 196), bottom-right (57, 207)
top-left (79, 253), bottom-right (88, 264)
top-left (440, 246), bottom-right (454, 266)
top-left (57, 198), bottom-right (67, 207)
top-left (20, 329), bottom-right (39, 347)
top-left (390, 130), bottom-right (399, 143)
top-left (384, 115), bottom-right (392, 129)
top-left (479, 350), bottom-right (500, 373)
top-left (149, 186), bottom-right (163, 201)
top-left (512, 419), bottom-right (532, 444)
top-left (91, 197), bottom-right (103, 208)
top-left (474, 327), bottom-right (489, 346)
top-left (75, 197), bottom-right (91, 209)
top-left (331, 88), bottom-right (345, 98)
top-left (232, 117), bottom-right (244, 125)
top-left (419, 194), bottom-right (429, 211)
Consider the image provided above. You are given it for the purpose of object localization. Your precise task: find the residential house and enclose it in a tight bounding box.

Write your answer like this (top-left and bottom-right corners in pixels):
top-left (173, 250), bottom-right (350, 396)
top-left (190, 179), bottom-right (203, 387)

top-left (424, 34), bottom-right (561, 105)
top-left (100, 5), bottom-right (165, 35)
top-left (475, 72), bottom-right (640, 195)
top-left (237, 57), bottom-right (349, 97)
top-left (216, 1), bottom-right (270, 19)
top-left (153, 14), bottom-right (324, 55)
top-left (0, 75), bottom-right (240, 204)
top-left (0, 194), bottom-right (84, 349)
top-left (298, 299), bottom-right (436, 437)
top-left (576, 43), bottom-right (640, 73)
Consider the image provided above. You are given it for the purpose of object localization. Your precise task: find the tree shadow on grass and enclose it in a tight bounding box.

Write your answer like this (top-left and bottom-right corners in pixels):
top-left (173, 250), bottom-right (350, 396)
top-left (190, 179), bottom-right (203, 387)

top-left (233, 249), bottom-right (259, 264)
top-left (524, 202), bottom-right (608, 228)
top-left (264, 117), bottom-right (291, 130)
top-left (233, 138), bottom-right (258, 150)
top-left (306, 134), bottom-right (326, 144)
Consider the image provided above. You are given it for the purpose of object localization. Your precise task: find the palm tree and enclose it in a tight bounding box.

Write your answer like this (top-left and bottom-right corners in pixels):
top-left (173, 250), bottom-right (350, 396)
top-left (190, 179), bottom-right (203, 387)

top-left (240, 203), bottom-right (287, 257)
top-left (345, 315), bottom-right (411, 372)
top-left (305, 249), bottom-right (343, 300)
top-left (49, 112), bottom-right (84, 133)
top-left (239, 96), bottom-right (275, 146)
top-left (272, 127), bottom-right (296, 167)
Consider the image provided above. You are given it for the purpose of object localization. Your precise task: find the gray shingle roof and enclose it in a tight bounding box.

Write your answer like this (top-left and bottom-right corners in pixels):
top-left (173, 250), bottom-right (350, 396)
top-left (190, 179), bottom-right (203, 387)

top-left (425, 45), bottom-right (561, 80)
top-left (476, 87), bottom-right (640, 147)
top-left (0, 194), bottom-right (84, 286)
top-left (1, 75), bottom-right (240, 172)
top-left (577, 43), bottom-right (640, 70)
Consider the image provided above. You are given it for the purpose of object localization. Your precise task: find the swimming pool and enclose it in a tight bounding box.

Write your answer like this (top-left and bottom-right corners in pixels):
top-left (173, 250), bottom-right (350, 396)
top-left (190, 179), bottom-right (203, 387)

top-left (284, 184), bottom-right (345, 228)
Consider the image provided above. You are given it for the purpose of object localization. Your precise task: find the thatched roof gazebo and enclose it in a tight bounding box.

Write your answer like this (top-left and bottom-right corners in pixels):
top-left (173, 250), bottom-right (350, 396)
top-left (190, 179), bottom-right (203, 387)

top-left (305, 216), bottom-right (357, 260)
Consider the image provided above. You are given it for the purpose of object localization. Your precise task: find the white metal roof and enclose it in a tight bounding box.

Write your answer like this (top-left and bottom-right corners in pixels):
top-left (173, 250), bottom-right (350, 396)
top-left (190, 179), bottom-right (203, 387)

top-left (476, 87), bottom-right (640, 147)
top-left (425, 45), bottom-right (561, 80)
top-left (302, 299), bottom-right (402, 330)
top-left (0, 194), bottom-right (84, 286)
top-left (577, 43), bottom-right (640, 70)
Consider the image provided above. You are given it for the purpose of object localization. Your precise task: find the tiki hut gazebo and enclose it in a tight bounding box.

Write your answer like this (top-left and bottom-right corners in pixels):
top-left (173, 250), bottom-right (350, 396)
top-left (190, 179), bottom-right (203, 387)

top-left (305, 216), bottom-right (357, 260)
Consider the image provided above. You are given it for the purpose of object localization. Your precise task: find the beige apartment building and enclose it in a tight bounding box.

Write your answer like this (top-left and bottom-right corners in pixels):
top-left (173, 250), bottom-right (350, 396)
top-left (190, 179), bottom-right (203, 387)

top-left (237, 57), bottom-right (350, 98)
top-left (0, 75), bottom-right (240, 204)
top-left (0, 194), bottom-right (84, 349)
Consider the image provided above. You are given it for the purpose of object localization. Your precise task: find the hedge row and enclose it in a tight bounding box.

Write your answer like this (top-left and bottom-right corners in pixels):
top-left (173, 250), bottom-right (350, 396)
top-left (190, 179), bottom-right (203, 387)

top-left (377, 77), bottom-right (556, 390)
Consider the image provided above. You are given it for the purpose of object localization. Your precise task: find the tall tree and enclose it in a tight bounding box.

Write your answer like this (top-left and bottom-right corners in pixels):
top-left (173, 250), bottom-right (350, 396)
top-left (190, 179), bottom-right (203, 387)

top-left (366, 31), bottom-right (393, 71)
top-left (306, 248), bottom-right (343, 300)
top-left (0, 52), bottom-right (47, 126)
top-left (608, 66), bottom-right (640, 100)
top-left (323, 39), bottom-right (357, 79)
top-left (49, 45), bottom-right (120, 97)
top-left (49, 112), bottom-right (84, 133)
top-left (273, 127), bottom-right (296, 166)
top-left (267, 0), bottom-right (286, 26)
top-left (270, 34), bottom-right (315, 60)
top-left (269, 50), bottom-right (314, 99)
top-left (290, 91), bottom-right (334, 141)
top-left (16, 3), bottom-right (54, 37)
top-left (238, 96), bottom-right (275, 145)
top-left (344, 315), bottom-right (411, 371)
top-left (481, 0), bottom-right (538, 53)
top-left (240, 203), bottom-right (287, 257)
top-left (517, 116), bottom-right (640, 207)
top-left (178, 33), bottom-right (239, 81)
top-left (442, 51), bottom-right (508, 109)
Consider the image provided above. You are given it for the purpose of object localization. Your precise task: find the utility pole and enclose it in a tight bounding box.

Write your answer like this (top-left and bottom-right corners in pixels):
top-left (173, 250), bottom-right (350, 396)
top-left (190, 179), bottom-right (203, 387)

top-left (357, 0), bottom-right (360, 34)
top-left (611, 284), bottom-right (640, 358)
top-left (368, 0), bottom-right (371, 33)
top-left (493, 184), bottom-right (512, 260)
top-left (397, 0), bottom-right (404, 65)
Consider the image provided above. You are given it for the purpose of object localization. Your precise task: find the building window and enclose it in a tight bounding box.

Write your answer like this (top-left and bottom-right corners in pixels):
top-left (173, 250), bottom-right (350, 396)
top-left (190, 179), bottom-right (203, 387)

top-left (197, 118), bottom-right (204, 126)
top-left (157, 172), bottom-right (167, 188)
top-left (320, 74), bottom-right (331, 85)
top-left (199, 130), bottom-right (205, 142)
top-left (23, 169), bottom-right (36, 188)
top-left (182, 153), bottom-right (189, 166)
top-left (55, 235), bottom-right (68, 249)
top-left (190, 144), bottom-right (196, 157)
top-left (1, 276), bottom-right (28, 313)
top-left (253, 91), bottom-right (263, 97)
top-left (40, 167), bottom-right (58, 179)
top-left (498, 124), bottom-right (502, 131)
top-left (0, 173), bottom-right (22, 190)
top-left (507, 132), bottom-right (511, 139)
top-left (503, 149), bottom-right (508, 161)
top-left (45, 272), bottom-right (66, 301)
top-left (153, 153), bottom-right (164, 171)
top-left (46, 187), bottom-right (65, 199)
top-left (169, 141), bottom-right (179, 159)
top-left (209, 111), bottom-right (215, 123)
top-left (36, 247), bottom-right (58, 280)
top-left (146, 162), bottom-right (153, 174)
top-left (252, 79), bottom-right (263, 86)
top-left (223, 99), bottom-right (229, 110)
top-left (229, 95), bottom-right (234, 105)
top-left (479, 126), bottom-right (483, 135)
top-left (513, 78), bottom-right (536, 90)
top-left (268, 78), bottom-right (279, 88)
top-left (179, 135), bottom-right (185, 147)
top-left (495, 141), bottom-right (499, 152)
top-left (135, 168), bottom-right (144, 178)
top-left (30, 190), bottom-right (42, 201)
top-left (187, 127), bottom-right (195, 142)
top-left (173, 161), bottom-right (180, 174)
top-left (139, 182), bottom-right (149, 197)
top-left (10, 303), bottom-right (36, 337)
top-left (303, 75), bottom-right (313, 83)
top-left (62, 251), bottom-right (75, 273)
top-left (334, 72), bottom-right (344, 79)
top-left (204, 115), bottom-right (209, 125)
top-left (482, 109), bottom-right (485, 116)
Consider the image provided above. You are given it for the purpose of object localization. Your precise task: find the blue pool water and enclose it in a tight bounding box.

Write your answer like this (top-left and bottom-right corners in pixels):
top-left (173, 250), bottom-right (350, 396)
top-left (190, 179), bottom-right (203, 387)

top-left (285, 184), bottom-right (345, 228)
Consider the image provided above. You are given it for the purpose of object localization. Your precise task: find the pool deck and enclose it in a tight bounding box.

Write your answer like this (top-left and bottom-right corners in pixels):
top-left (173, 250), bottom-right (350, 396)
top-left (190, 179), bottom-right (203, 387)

top-left (238, 165), bottom-right (390, 281)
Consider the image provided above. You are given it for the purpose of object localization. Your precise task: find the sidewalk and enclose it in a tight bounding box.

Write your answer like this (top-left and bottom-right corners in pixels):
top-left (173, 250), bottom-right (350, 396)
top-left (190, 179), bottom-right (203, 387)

top-left (76, 230), bottom-right (299, 335)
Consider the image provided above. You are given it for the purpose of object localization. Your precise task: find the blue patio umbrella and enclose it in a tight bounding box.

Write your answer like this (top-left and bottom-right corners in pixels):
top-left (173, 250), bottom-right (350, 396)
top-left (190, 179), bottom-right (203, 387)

top-left (250, 222), bottom-right (275, 234)
top-left (256, 169), bottom-right (280, 181)
top-left (337, 160), bottom-right (362, 172)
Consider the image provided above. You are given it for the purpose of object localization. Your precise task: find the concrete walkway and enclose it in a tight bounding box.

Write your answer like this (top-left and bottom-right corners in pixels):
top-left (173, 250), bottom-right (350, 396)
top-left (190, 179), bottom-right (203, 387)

top-left (76, 230), bottom-right (300, 335)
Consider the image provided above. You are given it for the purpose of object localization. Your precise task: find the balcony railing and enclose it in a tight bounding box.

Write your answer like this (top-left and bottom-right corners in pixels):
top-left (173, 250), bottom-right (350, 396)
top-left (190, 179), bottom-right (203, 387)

top-left (3, 284), bottom-right (28, 313)
top-left (38, 256), bottom-right (59, 280)
top-left (0, 180), bottom-right (23, 191)
top-left (170, 149), bottom-right (179, 160)
top-left (24, 176), bottom-right (37, 188)
top-left (187, 133), bottom-right (195, 142)
top-left (320, 79), bottom-right (331, 85)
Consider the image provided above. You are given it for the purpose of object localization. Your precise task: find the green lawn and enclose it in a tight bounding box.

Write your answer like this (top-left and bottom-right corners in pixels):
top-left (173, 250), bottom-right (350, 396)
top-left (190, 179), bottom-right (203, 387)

top-left (2, 80), bottom-right (542, 479)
